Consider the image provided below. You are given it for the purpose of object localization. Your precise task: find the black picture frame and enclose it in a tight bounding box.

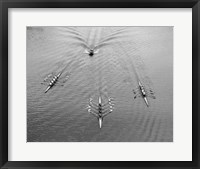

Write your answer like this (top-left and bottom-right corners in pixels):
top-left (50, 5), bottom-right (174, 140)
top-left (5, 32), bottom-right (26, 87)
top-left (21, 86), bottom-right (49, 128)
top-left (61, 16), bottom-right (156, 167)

top-left (0, 0), bottom-right (199, 169)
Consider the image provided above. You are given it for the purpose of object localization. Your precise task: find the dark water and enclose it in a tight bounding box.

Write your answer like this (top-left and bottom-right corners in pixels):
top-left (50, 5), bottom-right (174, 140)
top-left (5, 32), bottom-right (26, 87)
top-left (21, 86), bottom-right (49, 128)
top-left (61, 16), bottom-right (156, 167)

top-left (27, 26), bottom-right (173, 142)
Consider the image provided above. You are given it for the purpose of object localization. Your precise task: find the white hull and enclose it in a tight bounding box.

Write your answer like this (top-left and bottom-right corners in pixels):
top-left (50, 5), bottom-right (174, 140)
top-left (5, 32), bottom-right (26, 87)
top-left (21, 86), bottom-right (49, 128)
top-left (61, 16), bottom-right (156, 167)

top-left (45, 86), bottom-right (51, 93)
top-left (98, 118), bottom-right (103, 128)
top-left (144, 97), bottom-right (149, 107)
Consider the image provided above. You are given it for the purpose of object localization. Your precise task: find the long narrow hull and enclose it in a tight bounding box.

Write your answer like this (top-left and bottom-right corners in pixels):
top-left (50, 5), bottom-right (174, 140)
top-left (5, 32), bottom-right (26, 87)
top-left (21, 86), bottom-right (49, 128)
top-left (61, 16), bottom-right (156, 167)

top-left (88, 96), bottom-right (113, 129)
top-left (143, 96), bottom-right (149, 107)
top-left (138, 81), bottom-right (149, 107)
top-left (99, 96), bottom-right (102, 105)
top-left (44, 86), bottom-right (51, 93)
top-left (98, 118), bottom-right (103, 129)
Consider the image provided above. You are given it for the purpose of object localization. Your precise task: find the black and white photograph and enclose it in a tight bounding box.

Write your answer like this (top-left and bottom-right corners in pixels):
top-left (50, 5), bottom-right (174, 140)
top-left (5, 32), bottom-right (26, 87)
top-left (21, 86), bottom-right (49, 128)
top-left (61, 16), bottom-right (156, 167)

top-left (27, 26), bottom-right (173, 142)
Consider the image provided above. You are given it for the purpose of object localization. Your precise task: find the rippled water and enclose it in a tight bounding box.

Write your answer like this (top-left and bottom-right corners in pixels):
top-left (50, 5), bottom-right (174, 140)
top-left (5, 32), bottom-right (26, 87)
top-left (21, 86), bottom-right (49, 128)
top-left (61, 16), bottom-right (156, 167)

top-left (27, 26), bottom-right (173, 142)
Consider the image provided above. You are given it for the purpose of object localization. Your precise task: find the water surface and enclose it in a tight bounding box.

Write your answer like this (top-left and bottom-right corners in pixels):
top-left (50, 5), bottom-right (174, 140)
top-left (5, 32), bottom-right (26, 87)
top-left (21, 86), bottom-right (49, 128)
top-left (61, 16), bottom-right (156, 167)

top-left (27, 26), bottom-right (173, 142)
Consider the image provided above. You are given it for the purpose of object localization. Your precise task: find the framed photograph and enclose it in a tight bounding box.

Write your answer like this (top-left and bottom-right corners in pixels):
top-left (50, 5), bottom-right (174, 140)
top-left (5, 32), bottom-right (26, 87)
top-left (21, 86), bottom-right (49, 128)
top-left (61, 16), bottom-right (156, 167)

top-left (0, 0), bottom-right (199, 168)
